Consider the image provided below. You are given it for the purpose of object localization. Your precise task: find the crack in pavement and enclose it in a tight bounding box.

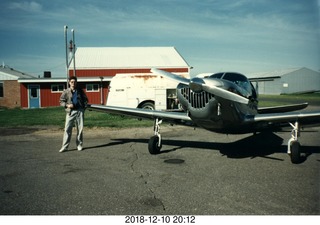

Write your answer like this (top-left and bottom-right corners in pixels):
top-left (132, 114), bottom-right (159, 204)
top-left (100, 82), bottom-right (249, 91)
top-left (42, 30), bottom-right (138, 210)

top-left (128, 142), bottom-right (166, 211)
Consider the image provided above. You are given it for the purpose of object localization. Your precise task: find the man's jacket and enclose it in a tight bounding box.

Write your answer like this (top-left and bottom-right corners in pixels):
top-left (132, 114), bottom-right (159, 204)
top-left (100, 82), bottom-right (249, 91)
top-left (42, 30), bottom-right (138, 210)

top-left (60, 88), bottom-right (88, 113)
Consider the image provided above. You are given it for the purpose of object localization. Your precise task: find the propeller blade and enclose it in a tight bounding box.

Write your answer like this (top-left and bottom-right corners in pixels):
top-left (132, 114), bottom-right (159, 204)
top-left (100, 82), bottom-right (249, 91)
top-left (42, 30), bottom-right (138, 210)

top-left (202, 85), bottom-right (249, 104)
top-left (151, 68), bottom-right (190, 85)
top-left (190, 77), bottom-right (249, 104)
top-left (151, 68), bottom-right (249, 104)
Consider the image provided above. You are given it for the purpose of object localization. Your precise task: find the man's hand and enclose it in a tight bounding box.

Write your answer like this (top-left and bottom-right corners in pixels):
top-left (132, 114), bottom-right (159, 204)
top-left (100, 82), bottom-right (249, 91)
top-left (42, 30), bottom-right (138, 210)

top-left (67, 104), bottom-right (74, 109)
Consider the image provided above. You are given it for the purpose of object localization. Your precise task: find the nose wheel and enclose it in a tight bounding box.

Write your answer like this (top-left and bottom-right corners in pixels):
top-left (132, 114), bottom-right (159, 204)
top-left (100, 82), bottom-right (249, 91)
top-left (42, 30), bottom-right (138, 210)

top-left (288, 121), bottom-right (301, 164)
top-left (148, 118), bottom-right (163, 154)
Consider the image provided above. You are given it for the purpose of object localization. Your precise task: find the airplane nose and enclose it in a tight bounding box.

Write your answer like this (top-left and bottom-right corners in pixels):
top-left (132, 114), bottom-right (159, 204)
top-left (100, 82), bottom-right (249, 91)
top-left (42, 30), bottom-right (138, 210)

top-left (189, 77), bottom-right (205, 93)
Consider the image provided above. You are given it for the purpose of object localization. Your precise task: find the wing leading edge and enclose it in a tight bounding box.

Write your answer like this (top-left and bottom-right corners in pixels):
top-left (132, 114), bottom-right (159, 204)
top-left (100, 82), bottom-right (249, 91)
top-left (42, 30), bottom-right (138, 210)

top-left (246, 110), bottom-right (320, 126)
top-left (257, 102), bottom-right (309, 114)
top-left (87, 104), bottom-right (193, 125)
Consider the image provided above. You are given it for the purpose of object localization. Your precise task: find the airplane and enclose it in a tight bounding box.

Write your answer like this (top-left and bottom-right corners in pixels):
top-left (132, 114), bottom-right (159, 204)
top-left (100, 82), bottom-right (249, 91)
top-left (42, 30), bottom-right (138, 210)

top-left (88, 68), bottom-right (320, 164)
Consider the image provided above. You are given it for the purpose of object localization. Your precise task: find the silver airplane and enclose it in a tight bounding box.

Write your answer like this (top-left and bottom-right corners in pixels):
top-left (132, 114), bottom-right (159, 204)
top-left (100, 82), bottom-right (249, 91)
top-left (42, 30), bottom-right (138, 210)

top-left (88, 68), bottom-right (320, 164)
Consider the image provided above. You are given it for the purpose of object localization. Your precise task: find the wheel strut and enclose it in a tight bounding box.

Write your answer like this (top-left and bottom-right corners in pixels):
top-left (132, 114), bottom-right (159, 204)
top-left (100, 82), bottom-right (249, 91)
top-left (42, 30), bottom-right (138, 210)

top-left (287, 121), bottom-right (300, 154)
top-left (287, 121), bottom-right (301, 164)
top-left (148, 118), bottom-right (163, 155)
top-left (153, 118), bottom-right (162, 148)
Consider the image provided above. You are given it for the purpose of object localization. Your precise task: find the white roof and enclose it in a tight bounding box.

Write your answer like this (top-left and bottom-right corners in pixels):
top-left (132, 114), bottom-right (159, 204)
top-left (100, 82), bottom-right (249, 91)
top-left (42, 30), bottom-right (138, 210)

top-left (0, 65), bottom-right (35, 80)
top-left (72, 47), bottom-right (190, 69)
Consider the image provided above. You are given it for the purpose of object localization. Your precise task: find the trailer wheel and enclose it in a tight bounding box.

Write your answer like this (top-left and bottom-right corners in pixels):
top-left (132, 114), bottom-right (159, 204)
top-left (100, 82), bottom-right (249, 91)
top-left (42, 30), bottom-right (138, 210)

top-left (140, 102), bottom-right (155, 110)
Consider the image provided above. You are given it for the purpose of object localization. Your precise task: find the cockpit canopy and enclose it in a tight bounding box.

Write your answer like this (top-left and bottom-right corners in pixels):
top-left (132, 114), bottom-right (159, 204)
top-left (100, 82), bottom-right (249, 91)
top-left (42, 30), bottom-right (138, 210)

top-left (209, 72), bottom-right (256, 98)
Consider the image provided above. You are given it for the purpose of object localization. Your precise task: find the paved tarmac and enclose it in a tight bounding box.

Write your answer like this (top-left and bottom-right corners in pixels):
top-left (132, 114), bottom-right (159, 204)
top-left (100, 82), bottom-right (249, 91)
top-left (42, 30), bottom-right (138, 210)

top-left (0, 123), bottom-right (319, 215)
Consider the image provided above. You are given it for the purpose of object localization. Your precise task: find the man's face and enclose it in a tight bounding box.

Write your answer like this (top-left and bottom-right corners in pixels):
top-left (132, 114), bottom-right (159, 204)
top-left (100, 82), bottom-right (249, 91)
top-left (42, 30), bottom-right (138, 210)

top-left (69, 79), bottom-right (77, 90)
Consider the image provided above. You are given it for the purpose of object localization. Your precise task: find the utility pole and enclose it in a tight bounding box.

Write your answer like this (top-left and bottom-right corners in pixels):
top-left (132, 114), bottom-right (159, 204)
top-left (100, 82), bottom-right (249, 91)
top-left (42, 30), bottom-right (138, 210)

top-left (64, 26), bottom-right (77, 88)
top-left (64, 25), bottom-right (68, 88)
top-left (71, 29), bottom-right (76, 77)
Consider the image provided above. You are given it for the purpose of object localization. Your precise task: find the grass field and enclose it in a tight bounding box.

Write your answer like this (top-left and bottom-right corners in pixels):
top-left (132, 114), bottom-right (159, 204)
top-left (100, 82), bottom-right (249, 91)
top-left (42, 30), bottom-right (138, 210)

top-left (0, 107), bottom-right (153, 128)
top-left (0, 94), bottom-right (319, 128)
top-left (258, 93), bottom-right (320, 107)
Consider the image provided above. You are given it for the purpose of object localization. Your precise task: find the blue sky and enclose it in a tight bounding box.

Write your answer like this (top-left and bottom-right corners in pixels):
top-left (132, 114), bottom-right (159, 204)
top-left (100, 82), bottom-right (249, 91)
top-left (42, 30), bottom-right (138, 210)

top-left (0, 0), bottom-right (319, 77)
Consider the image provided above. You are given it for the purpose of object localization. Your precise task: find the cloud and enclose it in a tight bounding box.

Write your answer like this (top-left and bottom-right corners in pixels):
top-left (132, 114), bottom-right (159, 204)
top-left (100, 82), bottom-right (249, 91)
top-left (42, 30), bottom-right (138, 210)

top-left (8, 1), bottom-right (42, 12)
top-left (1, 0), bottom-right (319, 76)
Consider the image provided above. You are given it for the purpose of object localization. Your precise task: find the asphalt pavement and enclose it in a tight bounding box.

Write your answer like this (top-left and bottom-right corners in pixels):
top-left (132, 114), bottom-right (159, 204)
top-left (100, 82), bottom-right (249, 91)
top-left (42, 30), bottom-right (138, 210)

top-left (0, 123), bottom-right (319, 215)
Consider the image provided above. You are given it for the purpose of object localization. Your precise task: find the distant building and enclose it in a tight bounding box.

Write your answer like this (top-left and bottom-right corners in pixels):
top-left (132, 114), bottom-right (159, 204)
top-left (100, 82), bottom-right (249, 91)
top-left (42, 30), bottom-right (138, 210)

top-left (0, 65), bottom-right (35, 108)
top-left (247, 67), bottom-right (320, 95)
top-left (16, 46), bottom-right (190, 108)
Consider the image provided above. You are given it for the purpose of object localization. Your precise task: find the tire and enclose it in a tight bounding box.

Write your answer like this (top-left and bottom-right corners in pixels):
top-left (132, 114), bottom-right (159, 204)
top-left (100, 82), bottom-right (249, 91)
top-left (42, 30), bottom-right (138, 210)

top-left (148, 136), bottom-right (162, 155)
top-left (290, 141), bottom-right (301, 164)
top-left (140, 102), bottom-right (155, 110)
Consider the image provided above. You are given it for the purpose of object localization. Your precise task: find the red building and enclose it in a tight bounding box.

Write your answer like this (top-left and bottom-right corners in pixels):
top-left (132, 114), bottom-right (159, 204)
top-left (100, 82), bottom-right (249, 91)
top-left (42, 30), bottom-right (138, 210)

top-left (18, 77), bottom-right (111, 108)
top-left (18, 47), bottom-right (190, 108)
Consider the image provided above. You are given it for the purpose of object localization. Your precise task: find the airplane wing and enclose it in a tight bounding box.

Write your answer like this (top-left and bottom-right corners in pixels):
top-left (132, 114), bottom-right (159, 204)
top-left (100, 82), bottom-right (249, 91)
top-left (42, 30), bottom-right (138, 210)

top-left (87, 104), bottom-right (193, 125)
top-left (257, 102), bottom-right (309, 114)
top-left (245, 110), bottom-right (320, 126)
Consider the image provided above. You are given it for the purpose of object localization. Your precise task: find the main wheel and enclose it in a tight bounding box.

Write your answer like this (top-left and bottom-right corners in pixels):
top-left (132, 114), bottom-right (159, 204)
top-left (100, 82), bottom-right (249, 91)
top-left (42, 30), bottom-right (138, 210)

top-left (148, 135), bottom-right (162, 155)
top-left (290, 141), bottom-right (301, 164)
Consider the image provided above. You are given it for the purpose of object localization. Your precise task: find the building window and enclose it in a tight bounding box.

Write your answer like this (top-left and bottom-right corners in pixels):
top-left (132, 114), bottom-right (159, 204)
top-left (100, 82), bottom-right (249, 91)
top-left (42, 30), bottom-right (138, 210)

top-left (51, 84), bottom-right (65, 93)
top-left (86, 84), bottom-right (99, 92)
top-left (30, 87), bottom-right (38, 98)
top-left (0, 82), bottom-right (3, 97)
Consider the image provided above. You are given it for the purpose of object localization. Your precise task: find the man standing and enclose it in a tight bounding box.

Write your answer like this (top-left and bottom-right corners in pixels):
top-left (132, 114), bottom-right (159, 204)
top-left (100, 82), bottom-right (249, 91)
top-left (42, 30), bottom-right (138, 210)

top-left (59, 76), bottom-right (88, 153)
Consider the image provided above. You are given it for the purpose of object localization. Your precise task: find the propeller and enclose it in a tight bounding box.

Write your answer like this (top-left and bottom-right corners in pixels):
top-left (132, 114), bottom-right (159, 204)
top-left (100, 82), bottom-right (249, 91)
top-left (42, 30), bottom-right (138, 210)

top-left (150, 68), bottom-right (190, 85)
top-left (151, 68), bottom-right (249, 105)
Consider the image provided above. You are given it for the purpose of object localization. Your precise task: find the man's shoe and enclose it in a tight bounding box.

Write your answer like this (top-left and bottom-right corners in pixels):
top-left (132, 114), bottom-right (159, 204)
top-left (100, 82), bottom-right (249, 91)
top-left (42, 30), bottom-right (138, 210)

top-left (59, 148), bottom-right (67, 153)
top-left (77, 146), bottom-right (83, 151)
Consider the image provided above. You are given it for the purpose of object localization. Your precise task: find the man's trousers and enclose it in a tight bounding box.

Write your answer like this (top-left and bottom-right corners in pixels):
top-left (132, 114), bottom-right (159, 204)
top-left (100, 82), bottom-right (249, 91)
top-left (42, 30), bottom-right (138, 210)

top-left (61, 109), bottom-right (84, 150)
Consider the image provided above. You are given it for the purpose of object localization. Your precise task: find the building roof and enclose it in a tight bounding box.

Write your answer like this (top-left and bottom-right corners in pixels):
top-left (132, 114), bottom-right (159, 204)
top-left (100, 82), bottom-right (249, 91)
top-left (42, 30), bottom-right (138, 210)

top-left (246, 67), bottom-right (312, 79)
top-left (72, 47), bottom-right (190, 69)
top-left (0, 65), bottom-right (36, 80)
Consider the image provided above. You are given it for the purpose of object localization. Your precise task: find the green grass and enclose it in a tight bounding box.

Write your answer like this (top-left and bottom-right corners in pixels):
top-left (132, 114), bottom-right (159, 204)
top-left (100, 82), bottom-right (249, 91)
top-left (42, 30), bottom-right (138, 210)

top-left (0, 93), bottom-right (319, 128)
top-left (258, 93), bottom-right (320, 107)
top-left (0, 107), bottom-right (153, 128)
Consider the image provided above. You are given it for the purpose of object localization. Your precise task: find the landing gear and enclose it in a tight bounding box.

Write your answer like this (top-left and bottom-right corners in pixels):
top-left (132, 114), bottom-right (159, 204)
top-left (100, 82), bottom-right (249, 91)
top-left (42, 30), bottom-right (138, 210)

top-left (290, 141), bottom-right (301, 164)
top-left (148, 118), bottom-right (163, 154)
top-left (287, 121), bottom-right (301, 164)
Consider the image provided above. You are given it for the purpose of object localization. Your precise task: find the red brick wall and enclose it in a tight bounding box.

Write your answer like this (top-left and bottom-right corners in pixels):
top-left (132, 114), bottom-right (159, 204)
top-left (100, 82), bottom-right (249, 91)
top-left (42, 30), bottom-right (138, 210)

top-left (0, 80), bottom-right (21, 108)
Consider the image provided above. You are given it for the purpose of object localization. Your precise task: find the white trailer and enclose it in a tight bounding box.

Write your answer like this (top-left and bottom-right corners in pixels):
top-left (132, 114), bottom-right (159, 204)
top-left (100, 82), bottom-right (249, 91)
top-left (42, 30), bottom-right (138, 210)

top-left (107, 73), bottom-right (189, 110)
